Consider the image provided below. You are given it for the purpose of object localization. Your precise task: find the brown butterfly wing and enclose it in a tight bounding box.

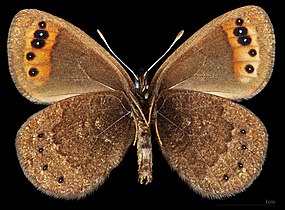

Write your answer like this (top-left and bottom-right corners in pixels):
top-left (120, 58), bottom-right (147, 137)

top-left (16, 91), bottom-right (135, 199)
top-left (8, 9), bottom-right (134, 104)
top-left (154, 90), bottom-right (267, 198)
top-left (150, 6), bottom-right (275, 101)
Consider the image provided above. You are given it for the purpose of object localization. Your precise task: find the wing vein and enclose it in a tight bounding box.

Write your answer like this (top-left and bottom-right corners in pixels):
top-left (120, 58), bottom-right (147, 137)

top-left (95, 111), bottom-right (131, 138)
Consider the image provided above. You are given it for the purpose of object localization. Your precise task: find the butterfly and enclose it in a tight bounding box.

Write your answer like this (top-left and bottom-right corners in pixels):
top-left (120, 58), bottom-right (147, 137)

top-left (8, 5), bottom-right (275, 199)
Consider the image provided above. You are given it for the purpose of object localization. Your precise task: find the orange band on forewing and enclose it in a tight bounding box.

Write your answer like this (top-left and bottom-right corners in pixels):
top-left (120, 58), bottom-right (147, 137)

top-left (23, 21), bottom-right (59, 86)
top-left (223, 19), bottom-right (260, 83)
top-left (226, 33), bottom-right (258, 48)
top-left (23, 65), bottom-right (51, 85)
top-left (231, 45), bottom-right (260, 61)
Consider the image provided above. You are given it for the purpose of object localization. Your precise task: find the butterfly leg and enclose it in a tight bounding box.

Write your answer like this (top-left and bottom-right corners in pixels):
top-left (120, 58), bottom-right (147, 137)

top-left (132, 114), bottom-right (139, 146)
top-left (137, 121), bottom-right (153, 184)
top-left (154, 117), bottom-right (163, 145)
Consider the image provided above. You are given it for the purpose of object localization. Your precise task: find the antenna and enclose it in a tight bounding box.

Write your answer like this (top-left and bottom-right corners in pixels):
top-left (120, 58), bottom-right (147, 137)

top-left (97, 29), bottom-right (184, 81)
top-left (97, 29), bottom-right (139, 81)
top-left (143, 30), bottom-right (184, 77)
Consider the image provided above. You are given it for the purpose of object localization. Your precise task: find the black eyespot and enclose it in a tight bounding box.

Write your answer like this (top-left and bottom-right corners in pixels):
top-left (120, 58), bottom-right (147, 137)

top-left (31, 39), bottom-right (46, 49)
top-left (238, 36), bottom-right (252, 46)
top-left (223, 174), bottom-right (229, 181)
top-left (38, 133), bottom-right (45, 138)
top-left (38, 148), bottom-right (44, 153)
top-left (238, 162), bottom-right (244, 169)
top-left (235, 18), bottom-right (244, 26)
top-left (58, 176), bottom-right (64, 183)
top-left (240, 129), bottom-right (247, 134)
top-left (245, 64), bottom-right (255, 73)
top-left (248, 49), bottom-right (257, 57)
top-left (233, 27), bottom-right (248, 36)
top-left (241, 144), bottom-right (247, 150)
top-left (28, 68), bottom-right (39, 77)
top-left (43, 165), bottom-right (48, 170)
top-left (38, 21), bottom-right (47, 29)
top-left (34, 30), bottom-right (49, 39)
top-left (26, 52), bottom-right (35, 60)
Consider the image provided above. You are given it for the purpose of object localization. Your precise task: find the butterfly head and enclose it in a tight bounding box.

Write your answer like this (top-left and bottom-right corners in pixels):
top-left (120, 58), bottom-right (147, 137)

top-left (135, 68), bottom-right (150, 99)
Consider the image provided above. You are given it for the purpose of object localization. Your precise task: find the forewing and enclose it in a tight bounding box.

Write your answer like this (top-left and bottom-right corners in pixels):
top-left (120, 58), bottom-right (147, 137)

top-left (16, 91), bottom-right (135, 199)
top-left (8, 9), bottom-right (134, 104)
top-left (151, 6), bottom-right (274, 100)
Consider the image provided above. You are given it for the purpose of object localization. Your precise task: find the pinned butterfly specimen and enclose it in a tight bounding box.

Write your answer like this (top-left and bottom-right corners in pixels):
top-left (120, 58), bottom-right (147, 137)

top-left (8, 5), bottom-right (275, 199)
